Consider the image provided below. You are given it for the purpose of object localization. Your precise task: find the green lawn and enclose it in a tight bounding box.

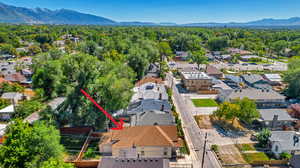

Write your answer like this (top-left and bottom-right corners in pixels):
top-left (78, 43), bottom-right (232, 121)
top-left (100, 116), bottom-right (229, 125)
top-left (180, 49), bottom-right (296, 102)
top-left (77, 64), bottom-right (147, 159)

top-left (192, 99), bottom-right (218, 107)
top-left (236, 144), bottom-right (256, 151)
top-left (242, 152), bottom-right (269, 163)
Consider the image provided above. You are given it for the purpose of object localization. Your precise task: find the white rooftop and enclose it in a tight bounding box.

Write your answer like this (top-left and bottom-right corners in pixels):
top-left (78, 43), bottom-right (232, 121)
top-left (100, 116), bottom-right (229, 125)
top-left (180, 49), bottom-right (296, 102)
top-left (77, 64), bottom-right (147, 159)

top-left (0, 105), bottom-right (14, 114)
top-left (181, 71), bottom-right (211, 80)
top-left (264, 74), bottom-right (282, 82)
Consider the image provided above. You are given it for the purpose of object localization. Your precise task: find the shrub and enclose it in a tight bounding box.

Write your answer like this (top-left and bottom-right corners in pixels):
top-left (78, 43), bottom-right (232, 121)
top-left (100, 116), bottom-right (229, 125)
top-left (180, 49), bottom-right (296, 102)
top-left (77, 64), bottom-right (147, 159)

top-left (211, 144), bottom-right (219, 153)
top-left (280, 152), bottom-right (292, 160)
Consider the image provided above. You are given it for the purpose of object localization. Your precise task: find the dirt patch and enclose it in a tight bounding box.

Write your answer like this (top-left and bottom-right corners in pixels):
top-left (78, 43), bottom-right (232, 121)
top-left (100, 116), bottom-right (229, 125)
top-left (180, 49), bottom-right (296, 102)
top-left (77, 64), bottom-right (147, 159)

top-left (194, 115), bottom-right (213, 129)
top-left (218, 145), bottom-right (247, 165)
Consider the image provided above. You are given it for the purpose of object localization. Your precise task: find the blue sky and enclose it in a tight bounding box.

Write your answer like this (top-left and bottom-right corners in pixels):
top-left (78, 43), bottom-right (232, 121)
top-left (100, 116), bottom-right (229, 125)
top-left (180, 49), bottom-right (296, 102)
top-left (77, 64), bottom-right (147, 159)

top-left (1, 0), bottom-right (300, 24)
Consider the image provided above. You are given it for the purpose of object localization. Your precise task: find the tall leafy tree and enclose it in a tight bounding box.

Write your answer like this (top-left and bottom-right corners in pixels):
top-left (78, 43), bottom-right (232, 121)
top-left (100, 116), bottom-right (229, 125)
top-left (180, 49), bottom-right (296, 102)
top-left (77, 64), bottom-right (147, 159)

top-left (190, 48), bottom-right (208, 70)
top-left (0, 120), bottom-right (70, 168)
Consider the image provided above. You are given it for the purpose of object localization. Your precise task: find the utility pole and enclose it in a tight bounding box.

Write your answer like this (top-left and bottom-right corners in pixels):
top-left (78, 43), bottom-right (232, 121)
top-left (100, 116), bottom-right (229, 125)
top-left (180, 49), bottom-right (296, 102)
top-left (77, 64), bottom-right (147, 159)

top-left (201, 132), bottom-right (208, 168)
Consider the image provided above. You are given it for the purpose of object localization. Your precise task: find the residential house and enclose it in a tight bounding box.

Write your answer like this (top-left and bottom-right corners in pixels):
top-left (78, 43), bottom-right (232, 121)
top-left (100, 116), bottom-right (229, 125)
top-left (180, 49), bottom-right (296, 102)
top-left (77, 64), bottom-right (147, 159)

top-left (216, 55), bottom-right (232, 61)
top-left (114, 99), bottom-right (172, 117)
top-left (240, 55), bottom-right (261, 61)
top-left (145, 63), bottom-right (160, 78)
top-left (21, 69), bottom-right (33, 78)
top-left (131, 82), bottom-right (168, 103)
top-left (263, 74), bottom-right (282, 86)
top-left (99, 125), bottom-right (182, 158)
top-left (174, 51), bottom-right (189, 61)
top-left (241, 74), bottom-right (271, 89)
top-left (98, 157), bottom-right (170, 168)
top-left (224, 75), bottom-right (243, 89)
top-left (227, 48), bottom-right (252, 55)
top-left (135, 77), bottom-right (163, 87)
top-left (4, 72), bottom-right (28, 84)
top-left (16, 47), bottom-right (29, 53)
top-left (180, 71), bottom-right (213, 92)
top-left (0, 61), bottom-right (16, 76)
top-left (130, 110), bottom-right (175, 126)
top-left (1, 92), bottom-right (24, 104)
top-left (24, 97), bottom-right (66, 124)
top-left (206, 65), bottom-right (224, 79)
top-left (212, 78), bottom-right (232, 91)
top-left (206, 53), bottom-right (214, 61)
top-left (269, 131), bottom-right (300, 158)
top-left (212, 51), bottom-right (221, 57)
top-left (53, 40), bottom-right (65, 47)
top-left (218, 88), bottom-right (287, 108)
top-left (0, 54), bottom-right (15, 60)
top-left (0, 105), bottom-right (14, 120)
top-left (258, 109), bottom-right (297, 130)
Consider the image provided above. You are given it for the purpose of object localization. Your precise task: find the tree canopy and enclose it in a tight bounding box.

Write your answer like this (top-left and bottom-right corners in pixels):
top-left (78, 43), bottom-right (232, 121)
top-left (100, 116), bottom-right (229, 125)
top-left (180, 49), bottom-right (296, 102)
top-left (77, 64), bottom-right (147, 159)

top-left (0, 120), bottom-right (72, 168)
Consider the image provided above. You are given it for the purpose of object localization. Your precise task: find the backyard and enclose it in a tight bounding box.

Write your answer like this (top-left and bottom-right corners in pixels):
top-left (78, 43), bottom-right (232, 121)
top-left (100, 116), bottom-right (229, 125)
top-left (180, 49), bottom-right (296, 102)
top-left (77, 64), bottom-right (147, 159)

top-left (191, 99), bottom-right (218, 107)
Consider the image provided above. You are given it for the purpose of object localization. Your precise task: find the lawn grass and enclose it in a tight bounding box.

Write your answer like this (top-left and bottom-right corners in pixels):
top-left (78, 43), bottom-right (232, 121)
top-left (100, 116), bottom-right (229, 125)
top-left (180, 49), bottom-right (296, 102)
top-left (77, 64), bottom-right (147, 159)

top-left (242, 152), bottom-right (269, 164)
top-left (191, 99), bottom-right (218, 107)
top-left (236, 144), bottom-right (256, 151)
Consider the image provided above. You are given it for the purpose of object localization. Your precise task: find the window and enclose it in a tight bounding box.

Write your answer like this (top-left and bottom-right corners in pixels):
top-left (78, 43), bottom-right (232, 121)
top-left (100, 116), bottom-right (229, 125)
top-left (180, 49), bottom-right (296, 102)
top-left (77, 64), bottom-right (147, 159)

top-left (275, 145), bottom-right (279, 152)
top-left (164, 151), bottom-right (168, 155)
top-left (141, 151), bottom-right (145, 156)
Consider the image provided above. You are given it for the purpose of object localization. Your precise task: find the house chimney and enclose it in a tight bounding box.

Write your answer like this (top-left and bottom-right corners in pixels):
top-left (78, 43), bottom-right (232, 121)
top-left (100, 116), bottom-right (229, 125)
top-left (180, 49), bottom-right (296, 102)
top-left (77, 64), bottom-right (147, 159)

top-left (159, 93), bottom-right (162, 100)
top-left (271, 115), bottom-right (278, 129)
top-left (161, 104), bottom-right (165, 111)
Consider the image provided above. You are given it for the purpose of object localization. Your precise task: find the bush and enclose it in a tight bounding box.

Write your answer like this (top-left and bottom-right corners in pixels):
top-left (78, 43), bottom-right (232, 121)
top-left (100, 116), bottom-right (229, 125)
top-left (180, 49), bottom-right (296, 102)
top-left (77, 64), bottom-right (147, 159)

top-left (83, 148), bottom-right (96, 159)
top-left (211, 144), bottom-right (219, 153)
top-left (280, 152), bottom-right (292, 160)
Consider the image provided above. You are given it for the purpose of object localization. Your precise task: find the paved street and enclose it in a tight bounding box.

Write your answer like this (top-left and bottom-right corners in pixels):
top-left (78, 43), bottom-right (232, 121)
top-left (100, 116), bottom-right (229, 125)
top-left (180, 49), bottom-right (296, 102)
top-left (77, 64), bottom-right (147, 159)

top-left (166, 73), bottom-right (222, 168)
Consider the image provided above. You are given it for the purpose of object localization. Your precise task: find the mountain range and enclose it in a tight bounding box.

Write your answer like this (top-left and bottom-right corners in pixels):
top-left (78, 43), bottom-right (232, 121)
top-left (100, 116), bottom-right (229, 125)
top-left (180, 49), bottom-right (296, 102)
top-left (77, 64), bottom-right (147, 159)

top-left (1, 2), bottom-right (300, 27)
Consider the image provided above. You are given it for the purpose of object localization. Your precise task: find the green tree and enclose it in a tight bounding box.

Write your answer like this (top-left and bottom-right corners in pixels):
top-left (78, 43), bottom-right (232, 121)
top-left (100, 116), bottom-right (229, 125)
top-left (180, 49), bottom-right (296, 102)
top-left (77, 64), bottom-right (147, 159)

top-left (0, 44), bottom-right (17, 55)
top-left (257, 128), bottom-right (271, 147)
top-left (0, 120), bottom-right (67, 168)
top-left (235, 97), bottom-right (259, 124)
top-left (284, 57), bottom-right (300, 98)
top-left (0, 82), bottom-right (25, 94)
top-left (190, 48), bottom-right (208, 70)
top-left (280, 152), bottom-right (292, 160)
top-left (28, 45), bottom-right (42, 55)
top-left (39, 158), bottom-right (74, 168)
top-left (0, 98), bottom-right (10, 109)
top-left (208, 37), bottom-right (228, 51)
top-left (35, 34), bottom-right (53, 44)
top-left (127, 47), bottom-right (149, 79)
top-left (13, 100), bottom-right (45, 119)
top-left (271, 40), bottom-right (288, 56)
top-left (214, 102), bottom-right (240, 123)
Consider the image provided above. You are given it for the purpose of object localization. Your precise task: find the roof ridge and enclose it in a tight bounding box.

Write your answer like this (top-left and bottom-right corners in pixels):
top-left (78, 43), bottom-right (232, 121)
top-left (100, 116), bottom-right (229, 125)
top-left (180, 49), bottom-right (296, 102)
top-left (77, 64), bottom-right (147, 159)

top-left (155, 126), bottom-right (174, 146)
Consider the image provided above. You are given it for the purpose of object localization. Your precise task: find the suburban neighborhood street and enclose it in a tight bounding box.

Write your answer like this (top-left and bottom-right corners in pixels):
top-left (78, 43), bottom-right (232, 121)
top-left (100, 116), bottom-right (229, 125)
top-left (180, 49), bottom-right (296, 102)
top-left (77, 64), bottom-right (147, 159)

top-left (166, 73), bottom-right (222, 168)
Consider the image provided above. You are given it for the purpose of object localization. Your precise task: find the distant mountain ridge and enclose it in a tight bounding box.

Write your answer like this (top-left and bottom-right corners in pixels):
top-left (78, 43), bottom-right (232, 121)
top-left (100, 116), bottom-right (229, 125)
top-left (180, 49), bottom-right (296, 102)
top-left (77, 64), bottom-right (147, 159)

top-left (0, 2), bottom-right (115, 25)
top-left (1, 2), bottom-right (300, 27)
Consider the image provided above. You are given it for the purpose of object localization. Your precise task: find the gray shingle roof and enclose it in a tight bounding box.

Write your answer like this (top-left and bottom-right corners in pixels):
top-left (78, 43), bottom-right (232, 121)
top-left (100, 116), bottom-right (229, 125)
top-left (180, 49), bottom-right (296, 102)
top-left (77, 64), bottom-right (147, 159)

top-left (241, 74), bottom-right (266, 84)
top-left (269, 131), bottom-right (300, 151)
top-left (131, 110), bottom-right (175, 126)
top-left (259, 109), bottom-right (296, 121)
top-left (98, 158), bottom-right (170, 168)
top-left (225, 88), bottom-right (286, 101)
top-left (131, 83), bottom-right (168, 102)
top-left (115, 99), bottom-right (172, 117)
top-left (1, 92), bottom-right (23, 100)
top-left (225, 75), bottom-right (243, 84)
top-left (47, 97), bottom-right (66, 110)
